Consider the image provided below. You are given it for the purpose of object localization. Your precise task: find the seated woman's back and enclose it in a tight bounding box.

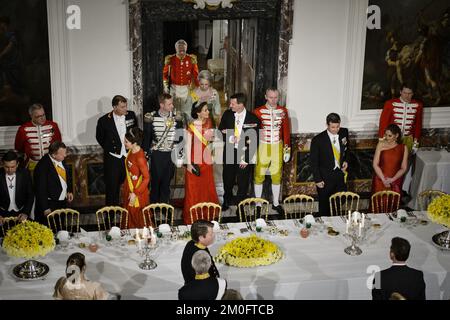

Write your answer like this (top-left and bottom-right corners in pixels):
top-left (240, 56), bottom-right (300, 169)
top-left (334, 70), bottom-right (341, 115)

top-left (53, 276), bottom-right (110, 300)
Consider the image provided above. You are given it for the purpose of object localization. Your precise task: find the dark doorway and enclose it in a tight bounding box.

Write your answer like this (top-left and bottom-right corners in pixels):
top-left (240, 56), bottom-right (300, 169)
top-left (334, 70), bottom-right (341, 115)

top-left (141, 0), bottom-right (281, 112)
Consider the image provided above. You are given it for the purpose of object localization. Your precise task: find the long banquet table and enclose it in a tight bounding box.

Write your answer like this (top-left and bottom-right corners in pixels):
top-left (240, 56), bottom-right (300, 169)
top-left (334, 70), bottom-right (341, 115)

top-left (0, 213), bottom-right (449, 300)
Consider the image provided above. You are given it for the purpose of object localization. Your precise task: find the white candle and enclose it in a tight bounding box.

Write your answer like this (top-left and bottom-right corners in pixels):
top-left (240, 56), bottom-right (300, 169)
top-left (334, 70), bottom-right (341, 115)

top-left (348, 210), bottom-right (351, 222)
top-left (358, 222), bottom-right (362, 237)
top-left (150, 234), bottom-right (156, 245)
top-left (143, 227), bottom-right (149, 239)
top-left (361, 213), bottom-right (365, 228)
top-left (346, 219), bottom-right (349, 234)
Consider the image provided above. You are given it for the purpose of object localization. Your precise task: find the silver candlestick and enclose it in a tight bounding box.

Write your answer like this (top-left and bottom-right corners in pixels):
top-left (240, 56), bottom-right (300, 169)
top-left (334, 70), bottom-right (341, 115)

top-left (139, 239), bottom-right (158, 270)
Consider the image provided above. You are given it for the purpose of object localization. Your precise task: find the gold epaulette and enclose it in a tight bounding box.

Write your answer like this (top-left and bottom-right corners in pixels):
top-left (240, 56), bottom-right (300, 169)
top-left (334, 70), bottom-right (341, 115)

top-left (188, 53), bottom-right (197, 65)
top-left (144, 112), bottom-right (155, 123)
top-left (164, 54), bottom-right (175, 65)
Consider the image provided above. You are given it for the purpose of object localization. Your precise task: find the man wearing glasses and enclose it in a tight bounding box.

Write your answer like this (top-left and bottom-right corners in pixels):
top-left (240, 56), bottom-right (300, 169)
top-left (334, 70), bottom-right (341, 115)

top-left (14, 103), bottom-right (62, 175)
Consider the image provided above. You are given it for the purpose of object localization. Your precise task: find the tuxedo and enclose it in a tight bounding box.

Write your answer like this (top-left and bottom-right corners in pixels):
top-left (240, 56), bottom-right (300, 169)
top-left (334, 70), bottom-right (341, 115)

top-left (34, 154), bottom-right (73, 224)
top-left (181, 240), bottom-right (220, 284)
top-left (310, 127), bottom-right (349, 215)
top-left (372, 265), bottom-right (426, 300)
top-left (218, 109), bottom-right (260, 206)
top-left (96, 111), bottom-right (137, 205)
top-left (0, 168), bottom-right (34, 216)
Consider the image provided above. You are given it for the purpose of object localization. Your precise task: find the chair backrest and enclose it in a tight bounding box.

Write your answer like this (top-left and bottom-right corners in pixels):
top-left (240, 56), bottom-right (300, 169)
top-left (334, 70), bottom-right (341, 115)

top-left (237, 197), bottom-right (269, 222)
top-left (371, 190), bottom-right (401, 213)
top-left (329, 192), bottom-right (360, 216)
top-left (95, 206), bottom-right (128, 231)
top-left (189, 202), bottom-right (221, 224)
top-left (283, 194), bottom-right (314, 219)
top-left (1, 216), bottom-right (20, 237)
top-left (418, 190), bottom-right (446, 211)
top-left (142, 203), bottom-right (175, 228)
top-left (47, 208), bottom-right (80, 234)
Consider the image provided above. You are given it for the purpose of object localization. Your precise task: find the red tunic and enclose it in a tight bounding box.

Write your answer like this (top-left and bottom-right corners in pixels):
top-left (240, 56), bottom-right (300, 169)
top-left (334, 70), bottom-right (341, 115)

top-left (253, 105), bottom-right (291, 146)
top-left (378, 98), bottom-right (423, 140)
top-left (122, 149), bottom-right (150, 229)
top-left (183, 120), bottom-right (219, 225)
top-left (14, 120), bottom-right (62, 165)
top-left (163, 54), bottom-right (199, 87)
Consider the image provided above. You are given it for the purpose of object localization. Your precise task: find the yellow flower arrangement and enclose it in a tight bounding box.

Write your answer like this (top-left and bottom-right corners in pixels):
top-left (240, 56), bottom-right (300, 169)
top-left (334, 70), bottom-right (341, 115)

top-left (215, 234), bottom-right (283, 268)
top-left (2, 221), bottom-right (55, 259)
top-left (427, 194), bottom-right (450, 227)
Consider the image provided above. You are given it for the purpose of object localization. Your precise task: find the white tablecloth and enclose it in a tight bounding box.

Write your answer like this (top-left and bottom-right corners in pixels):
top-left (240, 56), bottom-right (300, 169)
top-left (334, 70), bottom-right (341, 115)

top-left (0, 214), bottom-right (449, 300)
top-left (409, 150), bottom-right (450, 209)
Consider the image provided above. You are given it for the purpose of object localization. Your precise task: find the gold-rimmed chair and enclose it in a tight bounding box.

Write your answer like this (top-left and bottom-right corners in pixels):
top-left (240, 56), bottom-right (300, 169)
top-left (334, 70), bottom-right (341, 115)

top-left (189, 202), bottom-right (221, 224)
top-left (329, 191), bottom-right (360, 216)
top-left (1, 216), bottom-right (20, 237)
top-left (418, 190), bottom-right (446, 211)
top-left (237, 197), bottom-right (269, 223)
top-left (283, 194), bottom-right (314, 219)
top-left (371, 190), bottom-right (401, 214)
top-left (96, 206), bottom-right (128, 231)
top-left (142, 203), bottom-right (175, 228)
top-left (47, 208), bottom-right (80, 234)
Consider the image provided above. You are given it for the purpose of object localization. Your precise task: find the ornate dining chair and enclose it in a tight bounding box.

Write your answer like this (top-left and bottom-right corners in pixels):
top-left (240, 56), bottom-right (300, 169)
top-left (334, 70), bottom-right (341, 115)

top-left (142, 203), bottom-right (175, 228)
top-left (329, 191), bottom-right (360, 216)
top-left (371, 190), bottom-right (401, 214)
top-left (1, 216), bottom-right (20, 237)
top-left (237, 197), bottom-right (269, 223)
top-left (47, 208), bottom-right (80, 234)
top-left (418, 190), bottom-right (446, 211)
top-left (96, 206), bottom-right (128, 231)
top-left (283, 194), bottom-right (314, 219)
top-left (189, 202), bottom-right (222, 224)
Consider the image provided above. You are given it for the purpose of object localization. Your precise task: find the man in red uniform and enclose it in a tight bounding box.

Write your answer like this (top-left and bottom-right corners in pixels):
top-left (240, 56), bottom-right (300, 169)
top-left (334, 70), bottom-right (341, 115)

top-left (253, 88), bottom-right (291, 214)
top-left (163, 39), bottom-right (199, 119)
top-left (14, 103), bottom-right (62, 175)
top-left (378, 83), bottom-right (423, 151)
top-left (378, 83), bottom-right (423, 196)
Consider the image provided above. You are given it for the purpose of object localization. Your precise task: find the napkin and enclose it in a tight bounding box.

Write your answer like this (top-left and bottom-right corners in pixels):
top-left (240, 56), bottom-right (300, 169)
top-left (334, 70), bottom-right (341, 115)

top-left (255, 218), bottom-right (267, 228)
top-left (304, 214), bottom-right (315, 225)
top-left (159, 224), bottom-right (171, 233)
top-left (212, 221), bottom-right (220, 232)
top-left (396, 209), bottom-right (408, 219)
top-left (57, 230), bottom-right (69, 242)
top-left (109, 226), bottom-right (121, 239)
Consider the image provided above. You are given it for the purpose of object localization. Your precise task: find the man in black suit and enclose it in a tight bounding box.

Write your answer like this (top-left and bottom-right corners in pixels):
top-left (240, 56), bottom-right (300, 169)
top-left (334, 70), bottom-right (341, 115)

top-left (218, 93), bottom-right (260, 211)
top-left (34, 141), bottom-right (73, 224)
top-left (181, 220), bottom-right (220, 284)
top-left (96, 95), bottom-right (137, 205)
top-left (0, 151), bottom-right (34, 224)
top-left (372, 237), bottom-right (426, 300)
top-left (179, 250), bottom-right (227, 300)
top-left (310, 113), bottom-right (349, 216)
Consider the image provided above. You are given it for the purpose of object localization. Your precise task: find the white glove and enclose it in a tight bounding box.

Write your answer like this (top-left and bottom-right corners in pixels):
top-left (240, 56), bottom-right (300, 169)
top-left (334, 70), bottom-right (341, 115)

top-left (283, 146), bottom-right (291, 163)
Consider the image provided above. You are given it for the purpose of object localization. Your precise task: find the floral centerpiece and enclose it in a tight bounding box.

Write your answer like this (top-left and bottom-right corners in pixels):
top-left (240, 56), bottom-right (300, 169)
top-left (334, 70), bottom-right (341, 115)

top-left (215, 234), bottom-right (283, 267)
top-left (427, 194), bottom-right (450, 250)
top-left (2, 221), bottom-right (55, 280)
top-left (427, 194), bottom-right (450, 227)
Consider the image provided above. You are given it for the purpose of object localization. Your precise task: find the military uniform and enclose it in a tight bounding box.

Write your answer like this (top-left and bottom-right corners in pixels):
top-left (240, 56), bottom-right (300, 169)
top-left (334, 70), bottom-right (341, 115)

top-left (163, 54), bottom-right (199, 112)
top-left (143, 110), bottom-right (183, 204)
top-left (14, 120), bottom-right (62, 173)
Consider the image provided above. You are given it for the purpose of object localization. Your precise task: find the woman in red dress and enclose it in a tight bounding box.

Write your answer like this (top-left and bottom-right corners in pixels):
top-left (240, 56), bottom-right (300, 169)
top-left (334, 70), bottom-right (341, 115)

top-left (372, 123), bottom-right (408, 194)
top-left (183, 101), bottom-right (219, 224)
top-left (122, 127), bottom-right (149, 228)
